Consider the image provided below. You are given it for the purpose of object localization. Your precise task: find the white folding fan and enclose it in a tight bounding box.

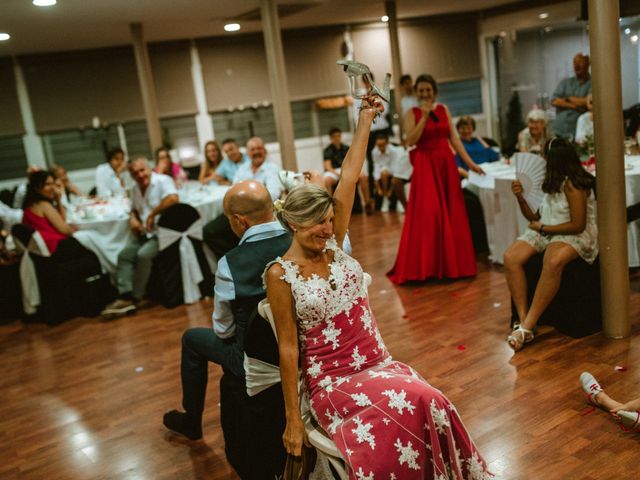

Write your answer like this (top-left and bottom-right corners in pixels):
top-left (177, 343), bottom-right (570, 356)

top-left (513, 152), bottom-right (546, 211)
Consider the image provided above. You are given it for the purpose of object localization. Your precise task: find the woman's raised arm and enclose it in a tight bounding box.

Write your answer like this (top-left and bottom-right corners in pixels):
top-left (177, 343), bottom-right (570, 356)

top-left (332, 97), bottom-right (382, 247)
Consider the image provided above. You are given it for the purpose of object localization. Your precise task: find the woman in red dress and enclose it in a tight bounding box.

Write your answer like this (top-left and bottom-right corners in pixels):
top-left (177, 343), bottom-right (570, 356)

top-left (388, 74), bottom-right (484, 284)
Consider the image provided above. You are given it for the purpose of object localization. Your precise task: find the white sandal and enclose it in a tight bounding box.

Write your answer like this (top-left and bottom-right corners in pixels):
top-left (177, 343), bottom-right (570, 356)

top-left (507, 325), bottom-right (534, 351)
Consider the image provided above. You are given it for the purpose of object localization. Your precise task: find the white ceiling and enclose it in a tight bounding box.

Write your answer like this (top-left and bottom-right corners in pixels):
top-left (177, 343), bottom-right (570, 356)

top-left (0, 0), bottom-right (529, 56)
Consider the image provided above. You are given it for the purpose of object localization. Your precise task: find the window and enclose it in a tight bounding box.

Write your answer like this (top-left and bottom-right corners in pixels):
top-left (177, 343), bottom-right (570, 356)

top-left (0, 135), bottom-right (28, 181)
top-left (317, 106), bottom-right (351, 137)
top-left (438, 78), bottom-right (483, 116)
top-left (43, 127), bottom-right (120, 172)
top-left (211, 106), bottom-right (277, 145)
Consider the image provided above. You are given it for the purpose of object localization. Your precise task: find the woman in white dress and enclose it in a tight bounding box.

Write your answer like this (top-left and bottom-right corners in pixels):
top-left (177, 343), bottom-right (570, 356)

top-left (264, 97), bottom-right (491, 479)
top-left (504, 137), bottom-right (597, 351)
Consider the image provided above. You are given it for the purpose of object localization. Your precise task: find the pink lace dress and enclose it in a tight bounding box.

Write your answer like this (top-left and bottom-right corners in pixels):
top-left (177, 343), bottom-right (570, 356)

top-left (269, 239), bottom-right (492, 479)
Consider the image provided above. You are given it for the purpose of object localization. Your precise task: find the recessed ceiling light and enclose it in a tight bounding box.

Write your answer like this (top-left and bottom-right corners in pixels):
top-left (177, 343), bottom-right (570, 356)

top-left (381, 15), bottom-right (389, 22)
top-left (632, 34), bottom-right (639, 44)
top-left (33, 0), bottom-right (57, 6)
top-left (224, 23), bottom-right (241, 32)
top-left (624, 28), bottom-right (631, 35)
top-left (538, 13), bottom-right (549, 19)
top-left (0, 33), bottom-right (10, 41)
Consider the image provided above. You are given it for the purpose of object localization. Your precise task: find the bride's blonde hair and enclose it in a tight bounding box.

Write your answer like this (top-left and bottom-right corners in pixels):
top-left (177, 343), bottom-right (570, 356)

top-left (275, 184), bottom-right (334, 233)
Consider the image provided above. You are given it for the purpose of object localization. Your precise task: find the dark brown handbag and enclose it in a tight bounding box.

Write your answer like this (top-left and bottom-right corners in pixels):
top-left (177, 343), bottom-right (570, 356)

top-left (283, 445), bottom-right (317, 480)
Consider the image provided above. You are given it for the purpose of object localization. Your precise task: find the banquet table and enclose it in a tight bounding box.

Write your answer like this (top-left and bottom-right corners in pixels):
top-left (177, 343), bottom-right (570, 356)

top-left (471, 157), bottom-right (640, 266)
top-left (70, 183), bottom-right (229, 277)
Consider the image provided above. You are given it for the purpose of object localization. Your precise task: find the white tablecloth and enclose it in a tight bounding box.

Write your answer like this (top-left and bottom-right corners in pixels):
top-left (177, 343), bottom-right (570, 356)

top-left (474, 157), bottom-right (640, 266)
top-left (71, 184), bottom-right (229, 277)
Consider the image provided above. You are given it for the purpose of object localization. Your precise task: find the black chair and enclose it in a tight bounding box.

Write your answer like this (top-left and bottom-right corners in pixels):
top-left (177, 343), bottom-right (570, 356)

top-left (219, 306), bottom-right (287, 480)
top-left (510, 253), bottom-right (602, 338)
top-left (11, 224), bottom-right (115, 324)
top-left (151, 203), bottom-right (214, 307)
top-left (463, 189), bottom-right (489, 254)
top-left (0, 257), bottom-right (22, 323)
top-left (0, 187), bottom-right (16, 207)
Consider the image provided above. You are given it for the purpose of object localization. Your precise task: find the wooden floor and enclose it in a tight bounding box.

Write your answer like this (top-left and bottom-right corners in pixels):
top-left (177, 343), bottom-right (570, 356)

top-left (2, 212), bottom-right (640, 480)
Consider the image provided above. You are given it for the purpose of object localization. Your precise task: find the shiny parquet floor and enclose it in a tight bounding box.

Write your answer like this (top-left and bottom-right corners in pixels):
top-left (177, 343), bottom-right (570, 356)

top-left (2, 212), bottom-right (640, 480)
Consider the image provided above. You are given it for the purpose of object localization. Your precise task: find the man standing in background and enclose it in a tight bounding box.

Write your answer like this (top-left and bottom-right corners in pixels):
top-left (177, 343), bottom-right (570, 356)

top-left (551, 53), bottom-right (591, 139)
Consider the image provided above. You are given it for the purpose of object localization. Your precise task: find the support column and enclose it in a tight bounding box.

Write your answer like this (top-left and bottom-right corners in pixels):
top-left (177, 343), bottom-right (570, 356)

top-left (385, 0), bottom-right (404, 140)
top-left (259, 0), bottom-right (297, 171)
top-left (189, 40), bottom-right (215, 149)
top-left (13, 58), bottom-right (47, 168)
top-left (130, 23), bottom-right (163, 152)
top-left (588, 0), bottom-right (630, 338)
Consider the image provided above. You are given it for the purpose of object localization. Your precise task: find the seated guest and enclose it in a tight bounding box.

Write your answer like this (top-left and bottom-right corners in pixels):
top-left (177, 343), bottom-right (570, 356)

top-left (455, 115), bottom-right (499, 175)
top-left (13, 166), bottom-right (41, 209)
top-left (323, 127), bottom-right (372, 213)
top-left (580, 372), bottom-right (640, 433)
top-left (154, 147), bottom-right (188, 188)
top-left (101, 156), bottom-right (179, 317)
top-left (95, 148), bottom-right (128, 197)
top-left (371, 132), bottom-right (400, 212)
top-left (198, 140), bottom-right (226, 185)
top-left (322, 127), bottom-right (350, 194)
top-left (21, 170), bottom-right (77, 255)
top-left (575, 94), bottom-right (594, 145)
top-left (203, 137), bottom-right (282, 259)
top-left (391, 146), bottom-right (412, 212)
top-left (216, 138), bottom-right (250, 184)
top-left (163, 180), bottom-right (291, 440)
top-left (504, 138), bottom-right (597, 351)
top-left (51, 164), bottom-right (82, 212)
top-left (517, 110), bottom-right (549, 154)
top-left (232, 137), bottom-right (281, 200)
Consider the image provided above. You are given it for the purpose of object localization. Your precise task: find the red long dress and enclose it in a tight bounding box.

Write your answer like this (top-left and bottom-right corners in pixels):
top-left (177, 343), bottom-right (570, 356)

top-left (387, 104), bottom-right (477, 284)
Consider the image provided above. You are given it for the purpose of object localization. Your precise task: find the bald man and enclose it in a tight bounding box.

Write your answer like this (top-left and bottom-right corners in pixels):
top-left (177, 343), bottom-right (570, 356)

top-left (163, 181), bottom-right (291, 441)
top-left (551, 53), bottom-right (592, 139)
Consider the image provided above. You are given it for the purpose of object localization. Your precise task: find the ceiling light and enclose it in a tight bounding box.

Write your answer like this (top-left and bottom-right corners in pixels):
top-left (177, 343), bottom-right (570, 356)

top-left (538, 13), bottom-right (549, 19)
top-left (624, 28), bottom-right (631, 35)
top-left (224, 23), bottom-right (241, 32)
top-left (33, 0), bottom-right (57, 6)
top-left (381, 15), bottom-right (389, 22)
top-left (632, 34), bottom-right (639, 44)
top-left (544, 27), bottom-right (552, 33)
top-left (0, 33), bottom-right (10, 41)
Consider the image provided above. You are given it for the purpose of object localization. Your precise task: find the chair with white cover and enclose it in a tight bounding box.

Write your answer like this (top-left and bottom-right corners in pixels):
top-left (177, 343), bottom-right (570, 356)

top-left (154, 203), bottom-right (213, 307)
top-left (253, 299), bottom-right (349, 480)
top-left (11, 223), bottom-right (50, 315)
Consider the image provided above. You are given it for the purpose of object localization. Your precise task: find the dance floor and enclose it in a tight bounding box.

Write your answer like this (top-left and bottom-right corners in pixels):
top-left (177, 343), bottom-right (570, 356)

top-left (2, 212), bottom-right (640, 479)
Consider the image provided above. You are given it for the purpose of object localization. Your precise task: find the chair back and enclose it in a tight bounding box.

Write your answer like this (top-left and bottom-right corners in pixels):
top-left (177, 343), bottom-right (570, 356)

top-left (157, 202), bottom-right (201, 231)
top-left (254, 299), bottom-right (348, 479)
top-left (155, 203), bottom-right (208, 305)
top-left (11, 223), bottom-right (50, 315)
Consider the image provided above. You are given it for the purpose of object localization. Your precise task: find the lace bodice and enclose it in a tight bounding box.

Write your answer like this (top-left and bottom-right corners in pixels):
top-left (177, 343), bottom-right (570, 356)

top-left (264, 237), bottom-right (371, 330)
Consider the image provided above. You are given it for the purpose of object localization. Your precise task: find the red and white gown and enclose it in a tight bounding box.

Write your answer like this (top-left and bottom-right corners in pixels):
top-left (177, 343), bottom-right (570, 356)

top-left (270, 238), bottom-right (492, 479)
